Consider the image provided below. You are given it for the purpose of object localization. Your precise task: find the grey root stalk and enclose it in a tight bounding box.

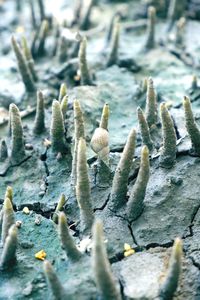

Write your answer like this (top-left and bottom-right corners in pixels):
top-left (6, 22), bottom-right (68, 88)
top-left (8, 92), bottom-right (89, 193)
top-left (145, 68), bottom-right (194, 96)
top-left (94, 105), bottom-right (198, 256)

top-left (92, 220), bottom-right (122, 300)
top-left (183, 96), bottom-right (200, 155)
top-left (127, 145), bottom-right (150, 221)
top-left (137, 107), bottom-right (153, 151)
top-left (159, 103), bottom-right (177, 168)
top-left (33, 90), bottom-right (45, 134)
top-left (50, 100), bottom-right (67, 154)
top-left (78, 37), bottom-right (93, 85)
top-left (43, 260), bottom-right (66, 300)
top-left (9, 103), bottom-right (26, 164)
top-left (158, 238), bottom-right (182, 300)
top-left (109, 128), bottom-right (136, 211)
top-left (145, 77), bottom-right (158, 128)
top-left (71, 100), bottom-right (85, 185)
top-left (11, 36), bottom-right (36, 93)
top-left (58, 212), bottom-right (82, 261)
top-left (145, 6), bottom-right (156, 50)
top-left (106, 19), bottom-right (120, 67)
top-left (76, 138), bottom-right (94, 233)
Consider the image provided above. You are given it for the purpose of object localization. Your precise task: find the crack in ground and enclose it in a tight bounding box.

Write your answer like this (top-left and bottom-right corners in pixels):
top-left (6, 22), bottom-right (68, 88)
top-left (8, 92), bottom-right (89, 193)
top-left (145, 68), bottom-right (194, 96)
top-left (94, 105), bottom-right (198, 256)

top-left (189, 255), bottom-right (200, 271)
top-left (127, 223), bottom-right (138, 247)
top-left (0, 154), bottom-right (32, 177)
top-left (94, 194), bottom-right (110, 211)
top-left (182, 203), bottom-right (200, 239)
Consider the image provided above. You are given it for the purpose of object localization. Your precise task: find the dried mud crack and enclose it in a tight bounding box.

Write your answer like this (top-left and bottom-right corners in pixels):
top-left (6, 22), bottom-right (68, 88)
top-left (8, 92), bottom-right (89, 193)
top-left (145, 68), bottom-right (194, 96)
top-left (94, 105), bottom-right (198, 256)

top-left (1, 0), bottom-right (200, 300)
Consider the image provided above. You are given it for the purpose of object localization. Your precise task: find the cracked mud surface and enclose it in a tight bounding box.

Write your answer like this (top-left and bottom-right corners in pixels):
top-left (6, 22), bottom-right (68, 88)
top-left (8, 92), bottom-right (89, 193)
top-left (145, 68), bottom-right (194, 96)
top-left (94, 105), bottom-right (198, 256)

top-left (1, 0), bottom-right (200, 299)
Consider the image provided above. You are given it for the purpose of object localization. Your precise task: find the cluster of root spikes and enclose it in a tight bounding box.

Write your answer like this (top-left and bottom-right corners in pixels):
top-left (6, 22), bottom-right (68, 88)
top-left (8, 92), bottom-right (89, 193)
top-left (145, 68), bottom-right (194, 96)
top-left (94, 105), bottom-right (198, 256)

top-left (0, 0), bottom-right (199, 299)
top-left (1, 74), bottom-right (199, 299)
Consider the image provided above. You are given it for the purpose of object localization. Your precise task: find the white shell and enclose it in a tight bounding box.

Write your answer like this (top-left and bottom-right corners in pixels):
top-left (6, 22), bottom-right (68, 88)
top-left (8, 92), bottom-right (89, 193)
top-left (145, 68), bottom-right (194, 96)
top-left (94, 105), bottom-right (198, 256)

top-left (90, 128), bottom-right (109, 164)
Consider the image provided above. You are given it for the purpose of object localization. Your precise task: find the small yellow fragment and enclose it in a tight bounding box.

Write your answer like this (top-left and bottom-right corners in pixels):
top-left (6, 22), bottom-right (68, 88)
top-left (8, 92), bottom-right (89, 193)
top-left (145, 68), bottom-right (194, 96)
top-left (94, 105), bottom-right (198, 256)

top-left (22, 207), bottom-right (30, 215)
top-left (124, 243), bottom-right (135, 257)
top-left (16, 26), bottom-right (25, 34)
top-left (43, 139), bottom-right (51, 148)
top-left (35, 250), bottom-right (47, 261)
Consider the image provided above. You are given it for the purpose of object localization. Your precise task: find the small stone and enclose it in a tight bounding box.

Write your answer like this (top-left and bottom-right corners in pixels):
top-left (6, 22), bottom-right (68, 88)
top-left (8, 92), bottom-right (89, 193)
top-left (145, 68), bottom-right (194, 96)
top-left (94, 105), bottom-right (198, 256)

top-left (35, 215), bottom-right (42, 226)
top-left (25, 143), bottom-right (34, 150)
top-left (16, 220), bottom-right (22, 228)
top-left (43, 138), bottom-right (51, 148)
top-left (40, 183), bottom-right (46, 191)
top-left (167, 175), bottom-right (183, 186)
top-left (23, 206), bottom-right (30, 214)
top-left (39, 191), bottom-right (45, 197)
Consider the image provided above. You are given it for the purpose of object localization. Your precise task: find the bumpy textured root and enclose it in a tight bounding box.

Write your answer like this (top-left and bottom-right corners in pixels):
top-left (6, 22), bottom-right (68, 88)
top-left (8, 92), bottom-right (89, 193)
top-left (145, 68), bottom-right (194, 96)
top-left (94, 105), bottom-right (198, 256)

top-left (0, 225), bottom-right (18, 270)
top-left (80, 0), bottom-right (95, 30)
top-left (58, 83), bottom-right (67, 102)
top-left (183, 96), bottom-right (200, 155)
top-left (58, 212), bottom-right (82, 261)
top-left (1, 197), bottom-right (15, 245)
top-left (5, 186), bottom-right (13, 204)
top-left (0, 186), bottom-right (13, 227)
top-left (71, 100), bottom-right (85, 185)
top-left (100, 104), bottom-right (109, 130)
top-left (145, 77), bottom-right (158, 128)
top-left (158, 238), bottom-right (182, 300)
top-left (37, 20), bottom-right (49, 56)
top-left (137, 107), bottom-right (153, 151)
top-left (159, 103), bottom-right (177, 168)
top-left (167, 0), bottom-right (187, 32)
top-left (90, 127), bottom-right (109, 165)
top-left (21, 36), bottom-right (38, 82)
top-left (106, 19), bottom-right (120, 67)
top-left (78, 37), bottom-right (93, 86)
top-left (57, 36), bottom-right (68, 63)
top-left (50, 100), bottom-right (68, 154)
top-left (11, 36), bottom-right (36, 93)
top-left (191, 75), bottom-right (198, 90)
top-left (0, 140), bottom-right (8, 162)
top-left (109, 128), bottom-right (136, 211)
top-left (43, 260), bottom-right (66, 300)
top-left (61, 96), bottom-right (68, 119)
top-left (92, 220), bottom-right (122, 300)
top-left (37, 0), bottom-right (46, 22)
top-left (29, 0), bottom-right (37, 29)
top-left (10, 103), bottom-right (26, 164)
top-left (175, 17), bottom-right (186, 47)
top-left (145, 6), bottom-right (156, 50)
top-left (52, 194), bottom-right (66, 224)
top-left (33, 90), bottom-right (45, 134)
top-left (76, 138), bottom-right (94, 233)
top-left (127, 145), bottom-right (150, 221)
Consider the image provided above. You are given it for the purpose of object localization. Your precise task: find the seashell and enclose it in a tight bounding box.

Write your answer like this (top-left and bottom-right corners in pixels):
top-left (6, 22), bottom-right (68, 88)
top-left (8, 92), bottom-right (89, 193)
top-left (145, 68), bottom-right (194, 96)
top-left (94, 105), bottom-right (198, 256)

top-left (90, 128), bottom-right (109, 165)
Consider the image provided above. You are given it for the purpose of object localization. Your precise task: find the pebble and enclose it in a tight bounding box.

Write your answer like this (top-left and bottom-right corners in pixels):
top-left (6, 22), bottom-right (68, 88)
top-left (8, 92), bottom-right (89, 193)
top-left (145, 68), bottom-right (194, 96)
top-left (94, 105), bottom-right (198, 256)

top-left (35, 215), bottom-right (42, 226)
top-left (23, 207), bottom-right (30, 214)
top-left (25, 143), bottom-right (34, 150)
top-left (16, 220), bottom-right (22, 228)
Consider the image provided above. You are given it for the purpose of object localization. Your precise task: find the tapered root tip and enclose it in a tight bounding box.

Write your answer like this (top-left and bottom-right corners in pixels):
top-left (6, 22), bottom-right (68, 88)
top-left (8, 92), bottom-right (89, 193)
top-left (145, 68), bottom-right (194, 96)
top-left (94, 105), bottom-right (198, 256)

top-left (173, 237), bottom-right (183, 259)
top-left (4, 197), bottom-right (13, 211)
top-left (142, 145), bottom-right (149, 157)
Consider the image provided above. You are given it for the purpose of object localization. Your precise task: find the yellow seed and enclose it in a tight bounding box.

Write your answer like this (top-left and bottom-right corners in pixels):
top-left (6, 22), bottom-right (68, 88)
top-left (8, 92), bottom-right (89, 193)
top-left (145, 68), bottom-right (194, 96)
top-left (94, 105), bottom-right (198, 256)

top-left (124, 249), bottom-right (135, 257)
top-left (22, 207), bottom-right (30, 215)
top-left (124, 243), bottom-right (135, 257)
top-left (35, 250), bottom-right (47, 261)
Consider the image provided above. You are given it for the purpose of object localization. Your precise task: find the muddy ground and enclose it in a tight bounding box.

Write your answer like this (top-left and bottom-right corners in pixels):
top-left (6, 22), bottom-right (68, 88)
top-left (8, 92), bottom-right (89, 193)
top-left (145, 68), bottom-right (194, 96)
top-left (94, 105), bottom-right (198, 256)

top-left (0, 0), bottom-right (200, 299)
